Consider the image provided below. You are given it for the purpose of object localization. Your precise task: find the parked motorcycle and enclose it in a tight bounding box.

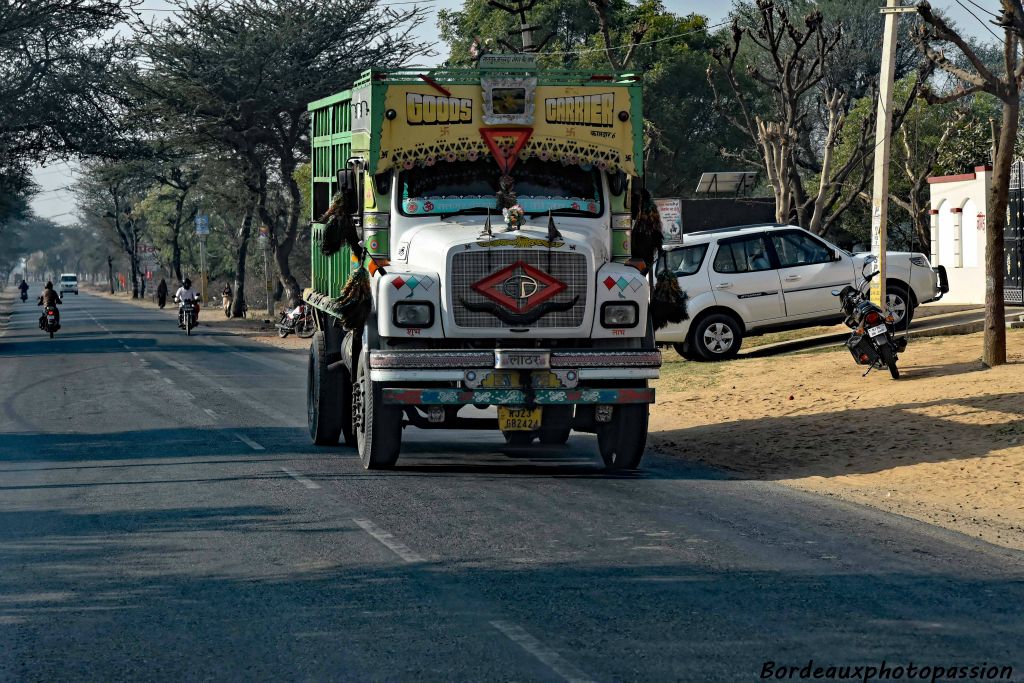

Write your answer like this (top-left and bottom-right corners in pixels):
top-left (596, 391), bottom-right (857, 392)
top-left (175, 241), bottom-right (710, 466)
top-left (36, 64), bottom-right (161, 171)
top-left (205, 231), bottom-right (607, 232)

top-left (178, 299), bottom-right (197, 336)
top-left (276, 303), bottom-right (315, 338)
top-left (832, 257), bottom-right (907, 379)
top-left (40, 305), bottom-right (59, 338)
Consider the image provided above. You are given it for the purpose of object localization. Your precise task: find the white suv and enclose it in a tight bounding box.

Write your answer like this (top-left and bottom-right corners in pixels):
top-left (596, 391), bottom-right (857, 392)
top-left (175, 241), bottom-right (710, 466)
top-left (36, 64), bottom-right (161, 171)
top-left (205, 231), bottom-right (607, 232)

top-left (59, 273), bottom-right (79, 296)
top-left (658, 224), bottom-right (948, 360)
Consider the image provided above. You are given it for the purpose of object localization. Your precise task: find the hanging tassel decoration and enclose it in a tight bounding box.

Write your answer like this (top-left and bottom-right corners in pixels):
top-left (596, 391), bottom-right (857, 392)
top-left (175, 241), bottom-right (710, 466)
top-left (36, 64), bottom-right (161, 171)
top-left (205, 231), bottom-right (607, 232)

top-left (335, 267), bottom-right (373, 331)
top-left (630, 188), bottom-right (663, 268)
top-left (318, 192), bottom-right (347, 256)
top-left (650, 250), bottom-right (688, 331)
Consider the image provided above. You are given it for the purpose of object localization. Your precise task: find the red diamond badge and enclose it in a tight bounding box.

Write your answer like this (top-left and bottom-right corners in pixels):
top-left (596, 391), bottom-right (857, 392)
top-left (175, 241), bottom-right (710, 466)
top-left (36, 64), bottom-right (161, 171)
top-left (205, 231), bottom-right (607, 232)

top-left (471, 261), bottom-right (566, 313)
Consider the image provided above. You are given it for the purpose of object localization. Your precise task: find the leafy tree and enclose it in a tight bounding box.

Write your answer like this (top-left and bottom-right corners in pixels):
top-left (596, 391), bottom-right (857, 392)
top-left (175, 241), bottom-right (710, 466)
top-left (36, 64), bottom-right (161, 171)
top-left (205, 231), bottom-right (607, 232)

top-left (0, 1), bottom-right (139, 226)
top-left (914, 0), bottom-right (1024, 368)
top-left (135, 0), bottom-right (430, 314)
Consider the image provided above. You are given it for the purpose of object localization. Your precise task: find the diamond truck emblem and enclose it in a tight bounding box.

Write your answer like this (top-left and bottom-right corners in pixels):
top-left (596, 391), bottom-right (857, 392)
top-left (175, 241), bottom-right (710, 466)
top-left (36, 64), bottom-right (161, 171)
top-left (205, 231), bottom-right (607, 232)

top-left (471, 260), bottom-right (566, 312)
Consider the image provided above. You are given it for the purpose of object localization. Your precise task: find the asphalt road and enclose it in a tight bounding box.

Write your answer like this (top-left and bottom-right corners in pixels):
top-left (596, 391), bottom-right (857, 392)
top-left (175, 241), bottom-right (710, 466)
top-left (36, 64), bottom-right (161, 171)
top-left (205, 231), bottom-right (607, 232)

top-left (1, 291), bottom-right (1022, 682)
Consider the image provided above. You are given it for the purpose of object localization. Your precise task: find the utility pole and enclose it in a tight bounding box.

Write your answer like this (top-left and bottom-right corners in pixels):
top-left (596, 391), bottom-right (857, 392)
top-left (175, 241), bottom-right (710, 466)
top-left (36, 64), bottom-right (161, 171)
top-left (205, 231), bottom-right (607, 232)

top-left (871, 0), bottom-right (909, 309)
top-left (488, 0), bottom-right (551, 52)
top-left (870, 1), bottom-right (917, 309)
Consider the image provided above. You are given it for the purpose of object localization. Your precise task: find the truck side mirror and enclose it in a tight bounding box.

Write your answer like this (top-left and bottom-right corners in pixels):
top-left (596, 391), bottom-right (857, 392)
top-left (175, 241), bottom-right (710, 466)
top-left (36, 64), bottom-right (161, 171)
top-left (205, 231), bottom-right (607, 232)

top-left (335, 169), bottom-right (359, 213)
top-left (608, 171), bottom-right (627, 196)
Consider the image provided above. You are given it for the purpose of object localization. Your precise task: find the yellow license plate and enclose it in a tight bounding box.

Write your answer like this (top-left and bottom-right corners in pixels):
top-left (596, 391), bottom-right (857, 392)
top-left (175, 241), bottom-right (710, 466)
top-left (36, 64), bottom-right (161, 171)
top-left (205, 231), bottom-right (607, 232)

top-left (498, 407), bottom-right (542, 431)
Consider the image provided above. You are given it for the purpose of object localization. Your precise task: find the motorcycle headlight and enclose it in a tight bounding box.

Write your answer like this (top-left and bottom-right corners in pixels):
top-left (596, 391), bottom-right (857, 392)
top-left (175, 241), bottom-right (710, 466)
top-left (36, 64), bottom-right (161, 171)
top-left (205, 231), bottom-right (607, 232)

top-left (393, 301), bottom-right (433, 328)
top-left (601, 302), bottom-right (638, 328)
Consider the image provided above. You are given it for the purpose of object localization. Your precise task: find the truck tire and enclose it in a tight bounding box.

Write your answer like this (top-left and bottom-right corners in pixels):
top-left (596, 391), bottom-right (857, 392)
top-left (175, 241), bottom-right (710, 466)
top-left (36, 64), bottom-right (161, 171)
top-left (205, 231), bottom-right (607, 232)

top-left (353, 351), bottom-right (402, 469)
top-left (538, 406), bottom-right (572, 445)
top-left (672, 342), bottom-right (700, 361)
top-left (307, 331), bottom-right (342, 445)
top-left (691, 313), bottom-right (742, 361)
top-left (596, 403), bottom-right (649, 470)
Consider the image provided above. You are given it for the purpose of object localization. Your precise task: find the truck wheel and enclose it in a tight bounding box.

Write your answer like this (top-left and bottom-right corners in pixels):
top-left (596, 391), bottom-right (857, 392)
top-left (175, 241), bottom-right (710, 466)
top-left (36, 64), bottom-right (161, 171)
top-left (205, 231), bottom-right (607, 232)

top-left (504, 432), bottom-right (535, 446)
top-left (691, 313), bottom-right (742, 361)
top-left (538, 406), bottom-right (572, 445)
top-left (672, 342), bottom-right (700, 361)
top-left (353, 352), bottom-right (402, 469)
top-left (596, 403), bottom-right (649, 471)
top-left (307, 331), bottom-right (342, 445)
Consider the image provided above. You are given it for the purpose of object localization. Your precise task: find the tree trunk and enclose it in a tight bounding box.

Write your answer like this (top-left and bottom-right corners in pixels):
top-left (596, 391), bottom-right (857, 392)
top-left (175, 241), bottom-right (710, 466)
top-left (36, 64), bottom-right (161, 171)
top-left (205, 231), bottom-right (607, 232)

top-left (984, 102), bottom-right (1016, 367)
top-left (274, 166), bottom-right (304, 307)
top-left (107, 256), bottom-right (114, 294)
top-left (230, 208), bottom-right (254, 318)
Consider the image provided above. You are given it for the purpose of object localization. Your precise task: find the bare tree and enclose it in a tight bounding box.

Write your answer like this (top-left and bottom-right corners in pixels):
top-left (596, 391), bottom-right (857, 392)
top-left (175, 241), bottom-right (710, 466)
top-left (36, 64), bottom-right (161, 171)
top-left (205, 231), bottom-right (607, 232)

top-left (914, 0), bottom-right (1023, 367)
top-left (708, 0), bottom-right (923, 235)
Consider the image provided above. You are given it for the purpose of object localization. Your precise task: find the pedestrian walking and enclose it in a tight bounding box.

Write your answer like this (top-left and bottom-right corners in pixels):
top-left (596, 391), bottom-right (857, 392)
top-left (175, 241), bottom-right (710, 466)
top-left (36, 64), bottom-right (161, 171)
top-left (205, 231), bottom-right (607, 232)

top-left (156, 278), bottom-right (168, 309)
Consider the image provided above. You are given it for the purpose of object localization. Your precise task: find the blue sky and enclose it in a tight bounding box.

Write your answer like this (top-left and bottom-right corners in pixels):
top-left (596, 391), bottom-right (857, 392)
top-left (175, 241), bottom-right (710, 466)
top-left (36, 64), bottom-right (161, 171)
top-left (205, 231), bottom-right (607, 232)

top-left (30, 0), bottom-right (1000, 225)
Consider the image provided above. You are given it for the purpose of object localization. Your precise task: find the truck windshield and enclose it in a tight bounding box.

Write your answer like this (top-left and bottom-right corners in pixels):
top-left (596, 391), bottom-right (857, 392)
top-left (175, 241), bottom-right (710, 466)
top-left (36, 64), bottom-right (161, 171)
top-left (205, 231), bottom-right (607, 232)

top-left (399, 158), bottom-right (603, 218)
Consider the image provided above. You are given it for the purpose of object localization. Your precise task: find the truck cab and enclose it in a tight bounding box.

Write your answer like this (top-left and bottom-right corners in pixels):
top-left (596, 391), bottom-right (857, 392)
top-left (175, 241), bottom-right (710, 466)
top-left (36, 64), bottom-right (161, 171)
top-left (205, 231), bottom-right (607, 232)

top-left (303, 62), bottom-right (660, 470)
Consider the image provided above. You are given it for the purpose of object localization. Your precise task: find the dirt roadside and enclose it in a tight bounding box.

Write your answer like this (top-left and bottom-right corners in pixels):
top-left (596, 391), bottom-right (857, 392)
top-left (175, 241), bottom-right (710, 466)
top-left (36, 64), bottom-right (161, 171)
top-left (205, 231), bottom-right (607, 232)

top-left (650, 330), bottom-right (1024, 551)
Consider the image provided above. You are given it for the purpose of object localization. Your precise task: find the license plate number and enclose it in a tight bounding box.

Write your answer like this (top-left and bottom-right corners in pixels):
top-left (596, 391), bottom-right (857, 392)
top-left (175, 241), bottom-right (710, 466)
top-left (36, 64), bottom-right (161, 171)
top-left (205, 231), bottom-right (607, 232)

top-left (867, 323), bottom-right (888, 338)
top-left (498, 407), bottom-right (542, 431)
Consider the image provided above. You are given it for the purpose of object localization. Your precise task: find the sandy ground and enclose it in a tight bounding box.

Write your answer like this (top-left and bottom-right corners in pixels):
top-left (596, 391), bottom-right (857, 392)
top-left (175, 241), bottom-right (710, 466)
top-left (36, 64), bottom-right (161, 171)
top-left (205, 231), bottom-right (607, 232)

top-left (650, 328), bottom-right (1024, 551)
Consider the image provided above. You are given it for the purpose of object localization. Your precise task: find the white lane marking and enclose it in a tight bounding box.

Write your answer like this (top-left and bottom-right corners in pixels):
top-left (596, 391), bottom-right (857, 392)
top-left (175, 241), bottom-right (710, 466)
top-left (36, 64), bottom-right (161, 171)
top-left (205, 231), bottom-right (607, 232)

top-left (279, 466), bottom-right (320, 490)
top-left (234, 433), bottom-right (265, 451)
top-left (490, 621), bottom-right (594, 683)
top-left (204, 408), bottom-right (218, 419)
top-left (353, 519), bottom-right (425, 564)
top-left (162, 377), bottom-right (174, 385)
top-left (130, 351), bottom-right (139, 357)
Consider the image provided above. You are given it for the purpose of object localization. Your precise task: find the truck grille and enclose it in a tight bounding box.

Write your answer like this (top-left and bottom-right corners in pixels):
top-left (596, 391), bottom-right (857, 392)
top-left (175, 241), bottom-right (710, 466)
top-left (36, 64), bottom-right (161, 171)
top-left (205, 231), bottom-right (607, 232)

top-left (451, 250), bottom-right (588, 328)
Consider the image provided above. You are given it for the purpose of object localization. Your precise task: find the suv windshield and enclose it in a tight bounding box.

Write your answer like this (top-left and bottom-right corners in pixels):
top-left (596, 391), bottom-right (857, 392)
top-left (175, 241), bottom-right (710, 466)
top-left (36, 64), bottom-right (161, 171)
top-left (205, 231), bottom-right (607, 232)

top-left (399, 158), bottom-right (603, 217)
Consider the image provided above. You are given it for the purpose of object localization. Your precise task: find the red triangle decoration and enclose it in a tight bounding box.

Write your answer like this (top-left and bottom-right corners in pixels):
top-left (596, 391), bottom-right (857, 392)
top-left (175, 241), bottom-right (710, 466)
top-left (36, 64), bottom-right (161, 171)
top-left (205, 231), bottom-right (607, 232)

top-left (479, 128), bottom-right (533, 173)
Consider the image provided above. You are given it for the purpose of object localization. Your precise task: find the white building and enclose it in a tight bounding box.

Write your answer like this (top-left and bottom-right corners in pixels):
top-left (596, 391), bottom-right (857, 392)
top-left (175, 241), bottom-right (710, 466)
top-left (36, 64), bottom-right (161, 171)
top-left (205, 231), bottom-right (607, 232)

top-left (927, 165), bottom-right (990, 305)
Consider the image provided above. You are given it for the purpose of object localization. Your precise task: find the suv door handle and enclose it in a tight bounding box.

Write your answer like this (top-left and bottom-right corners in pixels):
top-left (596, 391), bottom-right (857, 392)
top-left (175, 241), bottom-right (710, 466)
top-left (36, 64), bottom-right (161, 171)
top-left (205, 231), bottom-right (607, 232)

top-left (714, 282), bottom-right (733, 289)
top-left (784, 274), bottom-right (801, 281)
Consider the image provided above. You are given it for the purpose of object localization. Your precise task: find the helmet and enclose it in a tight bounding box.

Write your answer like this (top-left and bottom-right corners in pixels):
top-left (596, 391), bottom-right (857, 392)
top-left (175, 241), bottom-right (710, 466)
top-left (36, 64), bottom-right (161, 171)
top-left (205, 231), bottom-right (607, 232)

top-left (45, 281), bottom-right (53, 289)
top-left (183, 278), bottom-right (192, 288)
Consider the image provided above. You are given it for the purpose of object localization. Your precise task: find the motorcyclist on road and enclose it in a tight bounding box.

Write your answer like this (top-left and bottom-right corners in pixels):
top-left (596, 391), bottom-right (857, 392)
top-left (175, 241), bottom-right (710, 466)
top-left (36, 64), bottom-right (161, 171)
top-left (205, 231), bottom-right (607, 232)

top-left (174, 278), bottom-right (200, 327)
top-left (37, 281), bottom-right (62, 329)
top-left (18, 280), bottom-right (29, 301)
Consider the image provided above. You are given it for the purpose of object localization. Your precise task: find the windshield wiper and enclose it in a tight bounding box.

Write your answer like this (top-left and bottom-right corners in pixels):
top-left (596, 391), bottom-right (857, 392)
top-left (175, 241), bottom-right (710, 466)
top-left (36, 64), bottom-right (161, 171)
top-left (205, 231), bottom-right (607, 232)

top-left (526, 208), bottom-right (598, 218)
top-left (439, 208), bottom-right (488, 220)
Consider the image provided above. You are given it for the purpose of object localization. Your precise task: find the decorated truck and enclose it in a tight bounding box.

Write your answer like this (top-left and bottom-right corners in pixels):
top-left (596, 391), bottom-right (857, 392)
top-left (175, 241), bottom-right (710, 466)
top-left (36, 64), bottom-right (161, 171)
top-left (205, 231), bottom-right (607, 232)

top-left (303, 58), bottom-right (662, 470)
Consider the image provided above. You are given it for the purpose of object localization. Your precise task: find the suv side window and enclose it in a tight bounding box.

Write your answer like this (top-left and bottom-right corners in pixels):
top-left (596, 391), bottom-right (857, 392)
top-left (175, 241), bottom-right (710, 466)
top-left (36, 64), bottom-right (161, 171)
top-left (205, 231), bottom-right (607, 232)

top-left (771, 231), bottom-right (835, 267)
top-left (713, 235), bottom-right (772, 273)
top-left (665, 244), bottom-right (708, 276)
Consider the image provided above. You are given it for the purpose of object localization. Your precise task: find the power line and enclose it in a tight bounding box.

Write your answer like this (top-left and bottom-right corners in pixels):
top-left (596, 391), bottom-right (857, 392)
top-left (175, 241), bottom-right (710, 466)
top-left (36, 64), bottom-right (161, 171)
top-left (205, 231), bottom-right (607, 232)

top-left (541, 20), bottom-right (730, 56)
top-left (954, 0), bottom-right (1002, 43)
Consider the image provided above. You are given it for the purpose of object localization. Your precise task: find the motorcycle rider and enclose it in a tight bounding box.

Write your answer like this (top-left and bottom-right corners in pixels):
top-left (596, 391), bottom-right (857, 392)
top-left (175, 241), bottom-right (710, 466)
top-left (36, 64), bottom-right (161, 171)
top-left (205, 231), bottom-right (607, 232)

top-left (18, 279), bottom-right (29, 301)
top-left (174, 278), bottom-right (201, 327)
top-left (36, 281), bottom-right (62, 329)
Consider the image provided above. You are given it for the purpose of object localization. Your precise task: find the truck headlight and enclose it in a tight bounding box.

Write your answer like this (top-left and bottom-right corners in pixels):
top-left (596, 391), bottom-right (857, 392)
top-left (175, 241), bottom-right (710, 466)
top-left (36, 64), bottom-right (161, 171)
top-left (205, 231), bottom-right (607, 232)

top-left (393, 301), bottom-right (433, 327)
top-left (601, 302), bottom-right (638, 328)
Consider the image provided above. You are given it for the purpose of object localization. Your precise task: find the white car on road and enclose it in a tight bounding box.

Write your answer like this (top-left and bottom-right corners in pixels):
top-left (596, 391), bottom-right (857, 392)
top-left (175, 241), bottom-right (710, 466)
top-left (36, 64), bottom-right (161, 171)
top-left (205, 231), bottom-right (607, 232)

top-left (658, 224), bottom-right (949, 360)
top-left (59, 273), bottom-right (79, 296)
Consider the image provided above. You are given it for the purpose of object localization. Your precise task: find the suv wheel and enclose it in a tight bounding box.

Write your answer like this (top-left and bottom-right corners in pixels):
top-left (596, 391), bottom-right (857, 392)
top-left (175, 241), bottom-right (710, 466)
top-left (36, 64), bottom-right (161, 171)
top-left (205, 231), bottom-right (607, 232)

top-left (692, 313), bottom-right (743, 361)
top-left (886, 283), bottom-right (914, 332)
